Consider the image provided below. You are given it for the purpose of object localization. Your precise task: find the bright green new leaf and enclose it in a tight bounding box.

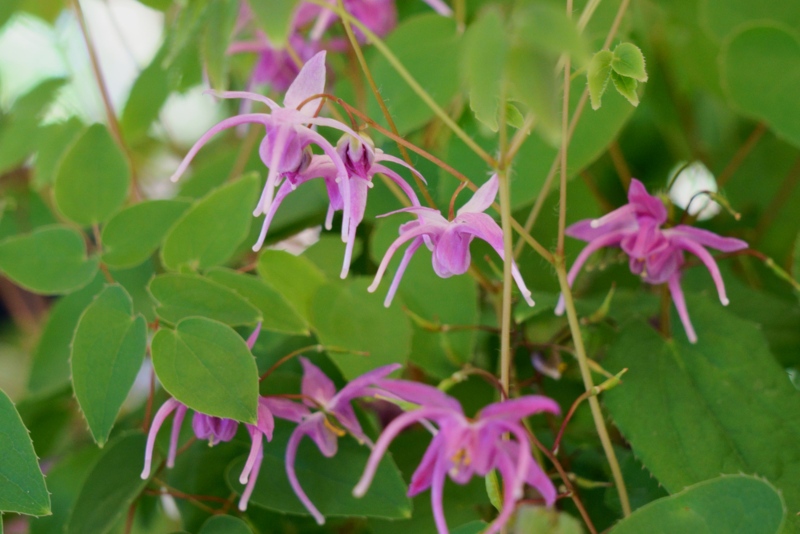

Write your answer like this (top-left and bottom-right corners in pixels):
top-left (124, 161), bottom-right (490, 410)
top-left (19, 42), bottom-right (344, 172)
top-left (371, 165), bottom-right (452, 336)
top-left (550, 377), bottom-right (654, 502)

top-left (611, 43), bottom-right (648, 82)
top-left (463, 8), bottom-right (507, 131)
top-left (28, 275), bottom-right (105, 395)
top-left (71, 285), bottom-right (147, 446)
top-left (227, 421), bottom-right (410, 519)
top-left (701, 0), bottom-right (800, 41)
top-left (368, 14), bottom-right (462, 135)
top-left (102, 199), bottom-right (191, 268)
top-left (587, 49), bottom-right (613, 110)
top-left (604, 300), bottom-right (800, 530)
top-left (53, 124), bottom-right (131, 226)
top-left (120, 49), bottom-right (170, 143)
top-left (199, 515), bottom-right (251, 534)
top-left (610, 70), bottom-right (639, 106)
top-left (65, 433), bottom-right (150, 534)
top-left (0, 388), bottom-right (50, 516)
top-left (202, 0), bottom-right (238, 90)
top-left (206, 267), bottom-right (309, 335)
top-left (257, 250), bottom-right (326, 322)
top-left (151, 317), bottom-right (259, 422)
top-left (0, 225), bottom-right (98, 295)
top-left (310, 277), bottom-right (411, 379)
top-left (161, 173), bottom-right (259, 271)
top-left (0, 78), bottom-right (65, 174)
top-left (149, 273), bottom-right (261, 326)
top-left (609, 475), bottom-right (785, 534)
top-left (721, 24), bottom-right (800, 148)
top-left (247, 0), bottom-right (298, 47)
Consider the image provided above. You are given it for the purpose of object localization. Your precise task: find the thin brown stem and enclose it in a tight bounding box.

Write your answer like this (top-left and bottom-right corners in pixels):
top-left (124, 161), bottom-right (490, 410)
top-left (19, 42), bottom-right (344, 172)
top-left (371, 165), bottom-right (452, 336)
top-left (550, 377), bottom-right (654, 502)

top-left (717, 123), bottom-right (767, 188)
top-left (226, 124), bottom-right (261, 182)
top-left (72, 0), bottom-right (139, 200)
top-left (609, 141), bottom-right (632, 189)
top-left (755, 155), bottom-right (800, 240)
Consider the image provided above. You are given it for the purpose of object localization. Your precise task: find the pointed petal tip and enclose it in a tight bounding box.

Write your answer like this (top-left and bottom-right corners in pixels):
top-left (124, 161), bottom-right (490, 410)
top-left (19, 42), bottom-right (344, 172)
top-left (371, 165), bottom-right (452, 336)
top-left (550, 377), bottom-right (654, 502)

top-left (721, 297), bottom-right (730, 306)
top-left (239, 473), bottom-right (249, 484)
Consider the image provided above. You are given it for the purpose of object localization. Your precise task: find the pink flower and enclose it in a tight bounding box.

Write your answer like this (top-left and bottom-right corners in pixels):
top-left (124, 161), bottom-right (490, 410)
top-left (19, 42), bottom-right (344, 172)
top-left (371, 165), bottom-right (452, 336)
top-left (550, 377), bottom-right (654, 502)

top-left (557, 178), bottom-right (747, 342)
top-left (353, 380), bottom-right (560, 534)
top-left (140, 325), bottom-right (273, 511)
top-left (266, 358), bottom-right (401, 524)
top-left (254, 134), bottom-right (424, 277)
top-left (369, 174), bottom-right (535, 307)
top-left (169, 51), bottom-right (364, 256)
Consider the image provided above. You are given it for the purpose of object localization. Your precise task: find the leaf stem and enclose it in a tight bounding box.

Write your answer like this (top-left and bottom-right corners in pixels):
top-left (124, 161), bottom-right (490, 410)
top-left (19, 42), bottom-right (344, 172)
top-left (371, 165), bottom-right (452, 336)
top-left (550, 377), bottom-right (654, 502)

top-left (497, 88), bottom-right (514, 399)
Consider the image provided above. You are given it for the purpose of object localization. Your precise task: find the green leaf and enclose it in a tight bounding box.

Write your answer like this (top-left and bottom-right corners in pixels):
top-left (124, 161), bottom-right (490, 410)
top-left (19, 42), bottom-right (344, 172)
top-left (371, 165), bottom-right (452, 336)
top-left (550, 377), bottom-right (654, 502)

top-left (611, 42), bottom-right (648, 82)
top-left (247, 0), bottom-right (299, 47)
top-left (587, 50), bottom-right (613, 110)
top-left (454, 522), bottom-right (489, 534)
top-left (151, 317), bottom-right (259, 423)
top-left (513, 505), bottom-right (584, 534)
top-left (65, 433), bottom-right (150, 534)
top-left (310, 277), bottom-right (411, 380)
top-left (604, 300), bottom-right (800, 530)
top-left (368, 14), bottom-right (462, 135)
top-left (149, 273), bottom-right (261, 326)
top-left (610, 70), bottom-right (639, 106)
top-left (206, 267), bottom-right (309, 335)
top-left (53, 124), bottom-right (130, 226)
top-left (71, 285), bottom-right (147, 446)
top-left (513, 3), bottom-right (589, 64)
top-left (198, 515), bottom-right (252, 534)
top-left (161, 174), bottom-right (259, 271)
top-left (0, 225), bottom-right (98, 295)
top-left (227, 420), bottom-right (410, 519)
top-left (609, 475), bottom-right (785, 534)
top-left (202, 0), bottom-right (238, 90)
top-left (721, 24), bottom-right (800, 148)
top-left (257, 250), bottom-right (327, 322)
top-left (0, 78), bottom-right (65, 174)
top-left (28, 275), bottom-right (105, 395)
top-left (463, 8), bottom-right (508, 131)
top-left (101, 199), bottom-right (192, 268)
top-left (120, 49), bottom-right (170, 144)
top-left (0, 388), bottom-right (50, 516)
top-left (32, 118), bottom-right (84, 189)
top-left (505, 46), bottom-right (560, 144)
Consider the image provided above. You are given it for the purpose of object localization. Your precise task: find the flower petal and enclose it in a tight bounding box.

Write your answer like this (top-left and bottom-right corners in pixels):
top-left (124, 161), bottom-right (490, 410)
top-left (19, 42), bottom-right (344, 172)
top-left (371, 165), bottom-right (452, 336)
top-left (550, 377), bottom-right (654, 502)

top-left (668, 273), bottom-right (697, 343)
top-left (264, 397), bottom-right (310, 423)
top-left (167, 403), bottom-right (188, 468)
top-left (408, 433), bottom-right (444, 497)
top-left (376, 379), bottom-right (463, 412)
top-left (457, 174), bottom-right (498, 215)
top-left (284, 51), bottom-right (327, 116)
top-left (141, 399), bottom-right (180, 479)
top-left (478, 396), bottom-right (561, 422)
top-left (300, 357), bottom-right (337, 406)
top-left (665, 226), bottom-right (748, 252)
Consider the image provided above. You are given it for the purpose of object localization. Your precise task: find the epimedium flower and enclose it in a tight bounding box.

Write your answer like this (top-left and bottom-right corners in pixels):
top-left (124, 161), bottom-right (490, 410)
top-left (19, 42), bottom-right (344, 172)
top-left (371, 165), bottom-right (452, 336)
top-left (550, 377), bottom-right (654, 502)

top-left (169, 51), bottom-right (364, 255)
top-left (266, 358), bottom-right (401, 525)
top-left (253, 134), bottom-right (424, 278)
top-left (140, 325), bottom-right (273, 511)
top-left (556, 178), bottom-right (748, 343)
top-left (369, 174), bottom-right (535, 307)
top-left (228, 32), bottom-right (318, 96)
top-left (354, 380), bottom-right (560, 534)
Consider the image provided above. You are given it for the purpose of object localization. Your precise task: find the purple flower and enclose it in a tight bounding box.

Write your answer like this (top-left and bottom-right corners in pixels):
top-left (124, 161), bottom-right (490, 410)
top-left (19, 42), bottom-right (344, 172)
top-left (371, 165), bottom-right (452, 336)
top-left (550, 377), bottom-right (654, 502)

top-left (266, 358), bottom-right (401, 524)
top-left (169, 51), bottom-right (363, 256)
top-left (254, 134), bottom-right (424, 277)
top-left (140, 325), bottom-right (274, 511)
top-left (353, 380), bottom-right (560, 534)
top-left (557, 178), bottom-right (748, 342)
top-left (228, 32), bottom-right (318, 95)
top-left (369, 174), bottom-right (535, 307)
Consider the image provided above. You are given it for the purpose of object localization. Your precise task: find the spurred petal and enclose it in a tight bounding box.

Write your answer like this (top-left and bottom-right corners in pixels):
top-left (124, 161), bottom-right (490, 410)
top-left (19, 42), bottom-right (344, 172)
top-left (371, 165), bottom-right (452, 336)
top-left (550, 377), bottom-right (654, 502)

top-left (478, 396), bottom-right (561, 422)
top-left (239, 431), bottom-right (262, 484)
top-left (246, 322), bottom-right (262, 350)
top-left (383, 237), bottom-right (423, 307)
top-left (372, 164), bottom-right (422, 207)
top-left (375, 379), bottom-right (463, 412)
top-left (141, 398), bottom-right (180, 479)
top-left (430, 460), bottom-right (449, 534)
top-left (334, 363), bottom-right (403, 407)
top-left (671, 236), bottom-right (731, 305)
top-left (369, 224), bottom-right (440, 297)
top-left (665, 226), bottom-right (748, 252)
top-left (205, 89), bottom-right (279, 111)
top-left (627, 178), bottom-right (667, 223)
top-left (668, 273), bottom-right (697, 343)
top-left (285, 417), bottom-right (334, 525)
top-left (284, 51), bottom-right (327, 116)
top-left (457, 174), bottom-right (498, 215)
top-left (264, 397), bottom-right (310, 423)
top-left (484, 447), bottom-right (522, 534)
top-left (300, 357), bottom-right (337, 406)
top-left (408, 433), bottom-right (444, 497)
top-left (256, 397), bottom-right (276, 441)
top-left (374, 153), bottom-right (428, 184)
top-left (238, 447), bottom-right (263, 511)
top-left (167, 403), bottom-right (188, 468)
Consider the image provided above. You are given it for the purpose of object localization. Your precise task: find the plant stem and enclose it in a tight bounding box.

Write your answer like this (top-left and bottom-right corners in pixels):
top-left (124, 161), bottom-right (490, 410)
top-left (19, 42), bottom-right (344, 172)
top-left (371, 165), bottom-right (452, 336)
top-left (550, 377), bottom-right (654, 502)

top-left (497, 90), bottom-right (514, 398)
top-left (71, 0), bottom-right (139, 199)
top-left (305, 0), bottom-right (497, 168)
top-left (717, 122), bottom-right (766, 188)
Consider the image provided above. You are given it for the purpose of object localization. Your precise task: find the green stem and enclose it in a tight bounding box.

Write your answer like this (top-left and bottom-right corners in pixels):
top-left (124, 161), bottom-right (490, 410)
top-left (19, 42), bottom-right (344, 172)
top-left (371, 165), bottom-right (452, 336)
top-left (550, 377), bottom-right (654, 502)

top-left (497, 91), bottom-right (514, 398)
top-left (305, 0), bottom-right (497, 168)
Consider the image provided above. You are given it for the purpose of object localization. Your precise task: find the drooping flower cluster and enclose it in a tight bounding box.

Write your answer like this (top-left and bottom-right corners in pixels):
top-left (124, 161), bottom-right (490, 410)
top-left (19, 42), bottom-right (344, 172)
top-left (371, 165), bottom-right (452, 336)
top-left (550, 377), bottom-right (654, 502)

top-left (171, 52), bottom-right (538, 302)
top-left (557, 178), bottom-right (748, 342)
top-left (142, 334), bottom-right (560, 532)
